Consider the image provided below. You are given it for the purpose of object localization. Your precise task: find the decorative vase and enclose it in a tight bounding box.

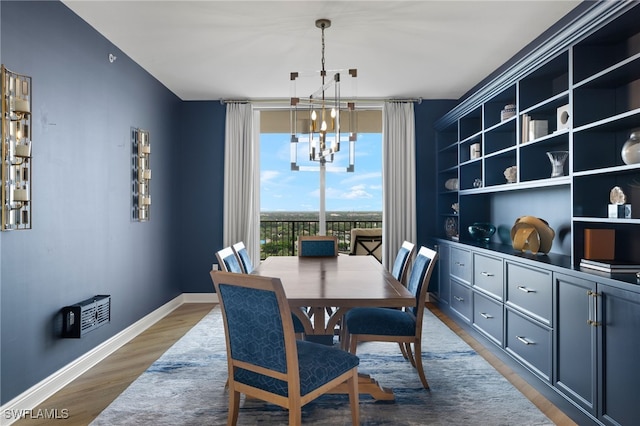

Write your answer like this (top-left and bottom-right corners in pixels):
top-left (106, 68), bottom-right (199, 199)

top-left (468, 222), bottom-right (496, 243)
top-left (621, 131), bottom-right (640, 165)
top-left (546, 151), bottom-right (569, 178)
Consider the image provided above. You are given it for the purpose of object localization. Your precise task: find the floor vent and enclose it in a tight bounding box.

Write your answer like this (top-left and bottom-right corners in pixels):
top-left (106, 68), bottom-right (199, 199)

top-left (62, 295), bottom-right (111, 338)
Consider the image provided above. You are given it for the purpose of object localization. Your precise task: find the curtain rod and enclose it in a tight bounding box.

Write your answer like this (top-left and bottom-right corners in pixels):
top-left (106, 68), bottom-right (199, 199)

top-left (219, 97), bottom-right (422, 105)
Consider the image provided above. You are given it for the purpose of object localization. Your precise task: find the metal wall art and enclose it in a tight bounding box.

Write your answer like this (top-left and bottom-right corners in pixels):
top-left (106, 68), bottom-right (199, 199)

top-left (1, 65), bottom-right (32, 230)
top-left (131, 127), bottom-right (151, 221)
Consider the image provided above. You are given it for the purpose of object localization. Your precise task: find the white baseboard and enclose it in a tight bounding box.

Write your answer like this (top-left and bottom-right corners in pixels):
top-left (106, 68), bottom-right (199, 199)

top-left (0, 293), bottom-right (217, 425)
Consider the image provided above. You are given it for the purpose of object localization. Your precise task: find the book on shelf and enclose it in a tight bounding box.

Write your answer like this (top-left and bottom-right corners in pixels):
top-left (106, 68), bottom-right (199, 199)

top-left (579, 259), bottom-right (640, 273)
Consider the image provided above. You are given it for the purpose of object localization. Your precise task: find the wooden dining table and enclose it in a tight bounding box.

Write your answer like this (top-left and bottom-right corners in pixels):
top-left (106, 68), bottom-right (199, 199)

top-left (252, 254), bottom-right (415, 400)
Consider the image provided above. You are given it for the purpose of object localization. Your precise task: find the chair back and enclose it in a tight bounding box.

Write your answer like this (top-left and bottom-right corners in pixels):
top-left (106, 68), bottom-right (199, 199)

top-left (232, 241), bottom-right (254, 273)
top-left (298, 235), bottom-right (338, 257)
top-left (216, 247), bottom-right (243, 273)
top-left (210, 271), bottom-right (300, 392)
top-left (390, 241), bottom-right (416, 285)
top-left (350, 228), bottom-right (383, 263)
top-left (405, 246), bottom-right (438, 326)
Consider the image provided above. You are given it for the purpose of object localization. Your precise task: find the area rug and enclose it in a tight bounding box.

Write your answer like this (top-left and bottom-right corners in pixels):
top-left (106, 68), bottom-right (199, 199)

top-left (90, 307), bottom-right (553, 425)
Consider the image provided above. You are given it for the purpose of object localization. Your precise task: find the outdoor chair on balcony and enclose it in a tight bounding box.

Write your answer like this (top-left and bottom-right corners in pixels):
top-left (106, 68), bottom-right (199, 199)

top-left (297, 235), bottom-right (338, 257)
top-left (349, 228), bottom-right (383, 263)
top-left (342, 246), bottom-right (438, 389)
top-left (210, 271), bottom-right (360, 425)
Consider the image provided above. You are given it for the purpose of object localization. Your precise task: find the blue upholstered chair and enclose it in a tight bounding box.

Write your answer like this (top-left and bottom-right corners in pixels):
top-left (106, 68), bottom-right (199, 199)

top-left (215, 244), bottom-right (306, 337)
top-left (298, 235), bottom-right (338, 257)
top-left (343, 246), bottom-right (438, 389)
top-left (232, 241), bottom-right (253, 273)
top-left (216, 246), bottom-right (243, 273)
top-left (391, 240), bottom-right (416, 286)
top-left (210, 270), bottom-right (360, 425)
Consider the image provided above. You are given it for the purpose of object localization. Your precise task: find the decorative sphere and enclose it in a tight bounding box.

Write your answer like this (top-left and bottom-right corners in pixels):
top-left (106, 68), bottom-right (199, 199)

top-left (621, 131), bottom-right (640, 165)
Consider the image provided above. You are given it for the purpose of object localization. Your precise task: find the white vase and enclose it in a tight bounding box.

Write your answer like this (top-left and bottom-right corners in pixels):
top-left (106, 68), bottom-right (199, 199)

top-left (621, 131), bottom-right (640, 165)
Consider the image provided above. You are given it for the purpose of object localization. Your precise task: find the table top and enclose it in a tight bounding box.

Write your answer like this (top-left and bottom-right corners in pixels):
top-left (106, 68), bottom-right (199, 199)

top-left (253, 255), bottom-right (415, 308)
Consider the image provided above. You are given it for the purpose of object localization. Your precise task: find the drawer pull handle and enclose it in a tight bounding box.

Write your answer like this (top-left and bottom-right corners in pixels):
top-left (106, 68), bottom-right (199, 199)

top-left (453, 296), bottom-right (464, 302)
top-left (480, 312), bottom-right (493, 319)
top-left (517, 286), bottom-right (536, 293)
top-left (516, 336), bottom-right (534, 345)
top-left (455, 261), bottom-right (465, 267)
top-left (481, 271), bottom-right (494, 277)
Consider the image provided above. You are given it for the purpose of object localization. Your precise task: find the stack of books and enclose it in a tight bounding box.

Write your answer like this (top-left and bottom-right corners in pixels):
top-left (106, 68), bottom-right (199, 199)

top-left (579, 259), bottom-right (640, 274)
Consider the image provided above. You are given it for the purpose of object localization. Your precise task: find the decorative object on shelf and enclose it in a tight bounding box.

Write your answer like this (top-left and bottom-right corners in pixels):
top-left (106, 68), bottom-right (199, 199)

top-left (444, 217), bottom-right (458, 240)
top-left (521, 113), bottom-right (530, 143)
top-left (132, 128), bottom-right (151, 222)
top-left (1, 65), bottom-right (32, 231)
top-left (289, 19), bottom-right (357, 172)
top-left (529, 120), bottom-right (548, 140)
top-left (546, 150), bottom-right (569, 178)
top-left (451, 202), bottom-right (459, 214)
top-left (444, 178), bottom-right (459, 191)
top-left (470, 143), bottom-right (481, 159)
top-left (503, 166), bottom-right (517, 183)
top-left (556, 104), bottom-right (570, 131)
top-left (468, 222), bottom-right (496, 243)
top-left (580, 259), bottom-right (640, 274)
top-left (510, 216), bottom-right (555, 254)
top-left (473, 178), bottom-right (483, 188)
top-left (621, 130), bottom-right (640, 165)
top-left (608, 185), bottom-right (631, 219)
top-left (500, 104), bottom-right (516, 121)
top-left (584, 228), bottom-right (615, 260)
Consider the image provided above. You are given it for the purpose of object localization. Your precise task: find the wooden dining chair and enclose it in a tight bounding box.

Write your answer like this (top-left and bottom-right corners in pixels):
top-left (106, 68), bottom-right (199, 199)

top-left (232, 241), bottom-right (253, 273)
top-left (216, 246), bottom-right (243, 273)
top-left (210, 271), bottom-right (360, 426)
top-left (297, 235), bottom-right (338, 257)
top-left (214, 245), bottom-right (306, 338)
top-left (342, 246), bottom-right (438, 389)
top-left (391, 240), bottom-right (416, 286)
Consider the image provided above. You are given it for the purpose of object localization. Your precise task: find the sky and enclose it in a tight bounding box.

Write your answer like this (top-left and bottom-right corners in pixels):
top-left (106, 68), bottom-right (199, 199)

top-left (260, 133), bottom-right (382, 212)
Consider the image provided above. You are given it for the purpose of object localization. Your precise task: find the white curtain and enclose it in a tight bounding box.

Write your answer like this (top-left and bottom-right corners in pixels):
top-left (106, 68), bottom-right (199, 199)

top-left (223, 103), bottom-right (260, 264)
top-left (382, 102), bottom-right (417, 271)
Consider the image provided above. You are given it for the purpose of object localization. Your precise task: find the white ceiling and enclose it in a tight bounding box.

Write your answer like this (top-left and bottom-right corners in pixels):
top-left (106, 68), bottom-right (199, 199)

top-left (61, 1), bottom-right (582, 101)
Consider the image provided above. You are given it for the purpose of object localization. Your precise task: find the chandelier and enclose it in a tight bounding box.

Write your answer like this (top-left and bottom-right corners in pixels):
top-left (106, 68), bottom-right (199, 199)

top-left (290, 19), bottom-right (357, 172)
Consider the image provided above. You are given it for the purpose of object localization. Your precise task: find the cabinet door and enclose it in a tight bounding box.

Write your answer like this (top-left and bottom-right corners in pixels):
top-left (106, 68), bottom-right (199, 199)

top-left (554, 273), bottom-right (597, 415)
top-left (435, 243), bottom-right (450, 305)
top-left (450, 246), bottom-right (471, 284)
top-left (450, 279), bottom-right (473, 323)
top-left (473, 253), bottom-right (503, 300)
top-left (598, 284), bottom-right (640, 426)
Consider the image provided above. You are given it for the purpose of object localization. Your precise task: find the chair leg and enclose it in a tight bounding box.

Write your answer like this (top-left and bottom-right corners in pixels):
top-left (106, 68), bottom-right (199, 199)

top-left (348, 335), bottom-right (358, 354)
top-left (405, 343), bottom-right (417, 368)
top-left (398, 342), bottom-right (409, 359)
top-left (227, 389), bottom-right (240, 426)
top-left (347, 369), bottom-right (360, 426)
top-left (413, 340), bottom-right (429, 389)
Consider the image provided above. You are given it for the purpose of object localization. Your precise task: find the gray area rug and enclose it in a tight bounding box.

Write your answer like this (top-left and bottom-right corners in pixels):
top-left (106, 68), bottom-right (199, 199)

top-left (91, 307), bottom-right (553, 425)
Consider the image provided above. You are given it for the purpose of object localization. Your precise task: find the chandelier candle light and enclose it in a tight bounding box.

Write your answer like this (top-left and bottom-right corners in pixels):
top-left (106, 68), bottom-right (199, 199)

top-left (289, 19), bottom-right (358, 236)
top-left (290, 19), bottom-right (357, 172)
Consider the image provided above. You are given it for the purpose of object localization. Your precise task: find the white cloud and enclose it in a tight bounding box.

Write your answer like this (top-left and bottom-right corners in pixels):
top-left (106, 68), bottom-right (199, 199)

top-left (261, 170), bottom-right (280, 184)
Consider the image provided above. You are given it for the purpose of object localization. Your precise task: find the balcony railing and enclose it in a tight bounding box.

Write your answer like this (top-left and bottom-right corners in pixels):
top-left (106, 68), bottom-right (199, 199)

top-left (260, 220), bottom-right (382, 259)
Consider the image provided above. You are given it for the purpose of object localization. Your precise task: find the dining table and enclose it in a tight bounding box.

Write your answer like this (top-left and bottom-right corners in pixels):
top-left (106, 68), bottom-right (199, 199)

top-left (252, 254), bottom-right (415, 400)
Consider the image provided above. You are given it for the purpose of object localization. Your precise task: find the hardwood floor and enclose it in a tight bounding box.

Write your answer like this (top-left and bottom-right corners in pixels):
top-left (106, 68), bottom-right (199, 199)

top-left (13, 303), bottom-right (216, 426)
top-left (13, 302), bottom-right (575, 425)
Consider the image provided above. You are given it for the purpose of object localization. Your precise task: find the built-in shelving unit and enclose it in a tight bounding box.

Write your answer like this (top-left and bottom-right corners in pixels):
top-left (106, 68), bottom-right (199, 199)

top-left (433, 3), bottom-right (640, 426)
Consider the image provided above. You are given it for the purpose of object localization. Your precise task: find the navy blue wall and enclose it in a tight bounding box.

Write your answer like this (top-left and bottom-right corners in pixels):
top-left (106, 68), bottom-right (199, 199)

top-left (0, 1), bottom-right (225, 404)
top-left (175, 101), bottom-right (226, 292)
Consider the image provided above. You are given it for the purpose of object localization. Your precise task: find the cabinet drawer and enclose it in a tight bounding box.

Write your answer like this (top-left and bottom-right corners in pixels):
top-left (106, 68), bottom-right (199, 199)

top-left (506, 262), bottom-right (552, 326)
top-left (473, 253), bottom-right (503, 300)
top-left (450, 247), bottom-right (471, 284)
top-left (473, 291), bottom-right (503, 346)
top-left (505, 309), bottom-right (552, 382)
top-left (450, 280), bottom-right (473, 323)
